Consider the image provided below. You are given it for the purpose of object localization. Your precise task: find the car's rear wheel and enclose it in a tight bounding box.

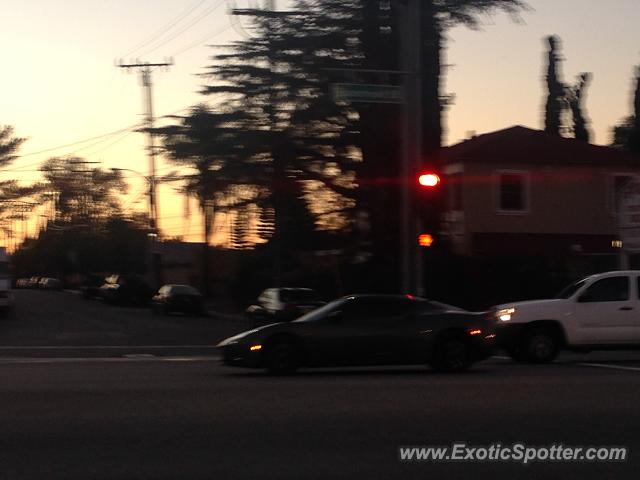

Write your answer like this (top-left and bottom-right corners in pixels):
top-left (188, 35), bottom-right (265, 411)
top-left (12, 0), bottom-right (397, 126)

top-left (266, 341), bottom-right (299, 375)
top-left (431, 337), bottom-right (471, 373)
top-left (521, 328), bottom-right (559, 363)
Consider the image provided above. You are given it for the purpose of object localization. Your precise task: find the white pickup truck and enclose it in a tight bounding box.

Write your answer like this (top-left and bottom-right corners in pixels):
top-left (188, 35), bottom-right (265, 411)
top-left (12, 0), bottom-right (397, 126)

top-left (493, 270), bottom-right (640, 363)
top-left (0, 247), bottom-right (14, 313)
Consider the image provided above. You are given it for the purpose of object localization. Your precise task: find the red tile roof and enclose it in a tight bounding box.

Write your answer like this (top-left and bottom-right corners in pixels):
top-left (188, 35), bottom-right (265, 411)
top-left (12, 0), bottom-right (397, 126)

top-left (444, 125), bottom-right (640, 167)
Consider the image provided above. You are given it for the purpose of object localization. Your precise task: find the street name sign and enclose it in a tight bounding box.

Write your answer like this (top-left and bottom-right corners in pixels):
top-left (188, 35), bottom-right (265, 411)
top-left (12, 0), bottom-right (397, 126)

top-left (331, 83), bottom-right (404, 104)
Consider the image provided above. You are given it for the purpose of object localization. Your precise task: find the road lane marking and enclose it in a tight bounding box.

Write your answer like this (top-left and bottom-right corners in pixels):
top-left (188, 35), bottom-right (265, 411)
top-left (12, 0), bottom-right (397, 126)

top-left (0, 356), bottom-right (220, 364)
top-left (0, 345), bottom-right (218, 350)
top-left (578, 362), bottom-right (640, 372)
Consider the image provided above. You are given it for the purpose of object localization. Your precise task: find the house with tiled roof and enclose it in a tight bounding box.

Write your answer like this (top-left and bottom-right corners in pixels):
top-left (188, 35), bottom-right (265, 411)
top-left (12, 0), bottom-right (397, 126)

top-left (441, 125), bottom-right (640, 272)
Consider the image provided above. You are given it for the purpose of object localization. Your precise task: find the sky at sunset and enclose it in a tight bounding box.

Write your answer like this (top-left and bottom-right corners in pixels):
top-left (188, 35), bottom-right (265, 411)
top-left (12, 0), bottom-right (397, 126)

top-left (2, 0), bottom-right (640, 246)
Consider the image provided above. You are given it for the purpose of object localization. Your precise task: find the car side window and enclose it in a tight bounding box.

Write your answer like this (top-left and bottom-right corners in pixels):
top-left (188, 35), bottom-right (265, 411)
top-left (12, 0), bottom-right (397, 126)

top-left (342, 298), bottom-right (414, 324)
top-left (578, 276), bottom-right (629, 303)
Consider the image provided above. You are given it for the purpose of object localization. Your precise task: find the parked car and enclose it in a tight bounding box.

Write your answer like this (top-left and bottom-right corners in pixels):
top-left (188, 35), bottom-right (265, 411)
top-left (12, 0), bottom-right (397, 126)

top-left (39, 277), bottom-right (62, 290)
top-left (80, 274), bottom-right (105, 299)
top-left (27, 276), bottom-right (42, 288)
top-left (219, 294), bottom-right (495, 374)
top-left (15, 278), bottom-right (30, 289)
top-left (0, 247), bottom-right (14, 314)
top-left (246, 287), bottom-right (325, 322)
top-left (493, 270), bottom-right (640, 363)
top-left (99, 274), bottom-right (153, 305)
top-left (152, 284), bottom-right (205, 316)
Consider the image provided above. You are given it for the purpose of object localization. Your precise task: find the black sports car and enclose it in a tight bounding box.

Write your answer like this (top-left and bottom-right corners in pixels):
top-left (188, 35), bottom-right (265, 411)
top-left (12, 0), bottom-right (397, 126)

top-left (218, 294), bottom-right (495, 374)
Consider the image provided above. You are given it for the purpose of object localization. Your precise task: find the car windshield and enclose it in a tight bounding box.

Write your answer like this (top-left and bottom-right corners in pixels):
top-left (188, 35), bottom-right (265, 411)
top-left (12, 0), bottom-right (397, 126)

top-left (292, 298), bottom-right (347, 323)
top-left (555, 279), bottom-right (588, 299)
top-left (280, 289), bottom-right (320, 303)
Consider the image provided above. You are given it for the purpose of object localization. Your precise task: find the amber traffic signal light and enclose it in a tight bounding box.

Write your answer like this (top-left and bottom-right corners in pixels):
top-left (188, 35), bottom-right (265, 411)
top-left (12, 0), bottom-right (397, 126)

top-left (418, 233), bottom-right (434, 247)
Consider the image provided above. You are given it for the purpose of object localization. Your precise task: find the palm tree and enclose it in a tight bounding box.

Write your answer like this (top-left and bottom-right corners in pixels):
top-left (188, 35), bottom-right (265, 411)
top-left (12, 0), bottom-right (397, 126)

top-left (417, 0), bottom-right (529, 159)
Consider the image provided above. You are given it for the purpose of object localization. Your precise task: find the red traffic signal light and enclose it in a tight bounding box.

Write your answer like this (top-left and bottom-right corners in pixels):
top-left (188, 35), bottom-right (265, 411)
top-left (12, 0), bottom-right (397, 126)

top-left (418, 173), bottom-right (441, 188)
top-left (418, 233), bottom-right (434, 247)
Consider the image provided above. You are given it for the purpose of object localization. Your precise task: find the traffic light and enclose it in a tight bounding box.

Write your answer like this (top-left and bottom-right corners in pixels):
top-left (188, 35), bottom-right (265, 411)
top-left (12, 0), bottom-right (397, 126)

top-left (415, 170), bottom-right (443, 247)
top-left (418, 173), bottom-right (441, 188)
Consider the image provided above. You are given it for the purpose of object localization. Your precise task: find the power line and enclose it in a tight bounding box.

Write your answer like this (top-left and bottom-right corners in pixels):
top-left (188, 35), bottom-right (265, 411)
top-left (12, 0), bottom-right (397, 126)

top-left (138, 0), bottom-right (227, 57)
top-left (121, 0), bottom-right (210, 59)
top-left (169, 21), bottom-right (235, 57)
top-left (5, 107), bottom-right (190, 172)
top-left (80, 130), bottom-right (136, 158)
top-left (13, 123), bottom-right (144, 161)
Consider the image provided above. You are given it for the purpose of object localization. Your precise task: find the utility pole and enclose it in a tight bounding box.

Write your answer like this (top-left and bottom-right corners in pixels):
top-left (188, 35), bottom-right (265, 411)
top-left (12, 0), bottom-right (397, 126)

top-left (265, 0), bottom-right (281, 287)
top-left (117, 59), bottom-right (173, 233)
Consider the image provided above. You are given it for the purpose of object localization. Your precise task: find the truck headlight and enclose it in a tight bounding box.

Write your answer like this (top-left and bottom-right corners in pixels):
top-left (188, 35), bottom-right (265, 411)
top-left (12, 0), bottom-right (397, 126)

top-left (496, 307), bottom-right (516, 322)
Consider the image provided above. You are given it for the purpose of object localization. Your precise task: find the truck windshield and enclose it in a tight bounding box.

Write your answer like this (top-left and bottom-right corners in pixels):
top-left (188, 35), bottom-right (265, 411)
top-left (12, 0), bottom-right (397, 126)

top-left (555, 279), bottom-right (587, 299)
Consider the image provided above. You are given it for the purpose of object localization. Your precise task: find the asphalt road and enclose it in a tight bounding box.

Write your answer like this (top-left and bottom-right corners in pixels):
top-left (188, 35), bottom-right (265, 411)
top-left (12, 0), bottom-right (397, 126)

top-left (2, 357), bottom-right (640, 480)
top-left (2, 290), bottom-right (640, 479)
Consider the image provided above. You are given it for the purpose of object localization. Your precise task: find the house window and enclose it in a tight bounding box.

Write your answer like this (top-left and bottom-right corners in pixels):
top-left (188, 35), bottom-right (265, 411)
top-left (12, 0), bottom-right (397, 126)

top-left (497, 171), bottom-right (528, 212)
top-left (610, 174), bottom-right (635, 214)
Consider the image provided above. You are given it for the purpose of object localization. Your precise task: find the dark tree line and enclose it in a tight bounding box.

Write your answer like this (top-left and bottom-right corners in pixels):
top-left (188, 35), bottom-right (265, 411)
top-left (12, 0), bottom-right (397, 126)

top-left (159, 0), bottom-right (529, 293)
top-left (10, 156), bottom-right (150, 280)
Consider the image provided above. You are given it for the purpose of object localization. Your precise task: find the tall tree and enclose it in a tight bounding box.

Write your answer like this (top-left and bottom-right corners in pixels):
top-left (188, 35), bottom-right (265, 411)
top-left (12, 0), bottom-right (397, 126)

top-left (159, 104), bottom-right (269, 293)
top-left (417, 0), bottom-right (528, 158)
top-left (0, 125), bottom-right (38, 243)
top-left (0, 125), bottom-right (25, 168)
top-left (39, 157), bottom-right (127, 226)
top-left (200, 1), bottom-right (362, 279)
top-left (543, 35), bottom-right (566, 136)
top-left (566, 73), bottom-right (591, 143)
top-left (612, 66), bottom-right (640, 154)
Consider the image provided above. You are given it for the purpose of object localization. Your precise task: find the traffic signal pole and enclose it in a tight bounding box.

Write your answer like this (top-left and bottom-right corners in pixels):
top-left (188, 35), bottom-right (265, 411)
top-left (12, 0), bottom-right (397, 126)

top-left (400, 0), bottom-right (423, 295)
top-left (328, 0), bottom-right (424, 295)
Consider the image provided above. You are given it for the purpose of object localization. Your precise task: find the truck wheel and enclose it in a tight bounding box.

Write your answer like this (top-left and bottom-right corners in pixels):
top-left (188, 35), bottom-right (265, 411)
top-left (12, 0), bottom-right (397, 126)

top-left (522, 328), bottom-right (559, 363)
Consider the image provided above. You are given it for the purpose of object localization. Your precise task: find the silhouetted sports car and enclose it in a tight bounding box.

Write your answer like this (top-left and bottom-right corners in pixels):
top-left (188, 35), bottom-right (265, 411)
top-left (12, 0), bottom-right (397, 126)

top-left (218, 294), bottom-right (495, 374)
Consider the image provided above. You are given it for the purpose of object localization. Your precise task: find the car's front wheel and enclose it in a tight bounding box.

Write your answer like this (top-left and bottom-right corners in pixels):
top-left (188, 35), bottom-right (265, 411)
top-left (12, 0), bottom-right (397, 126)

top-left (266, 341), bottom-right (299, 375)
top-left (521, 328), bottom-right (559, 363)
top-left (431, 337), bottom-right (471, 373)
top-left (505, 345), bottom-right (526, 363)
